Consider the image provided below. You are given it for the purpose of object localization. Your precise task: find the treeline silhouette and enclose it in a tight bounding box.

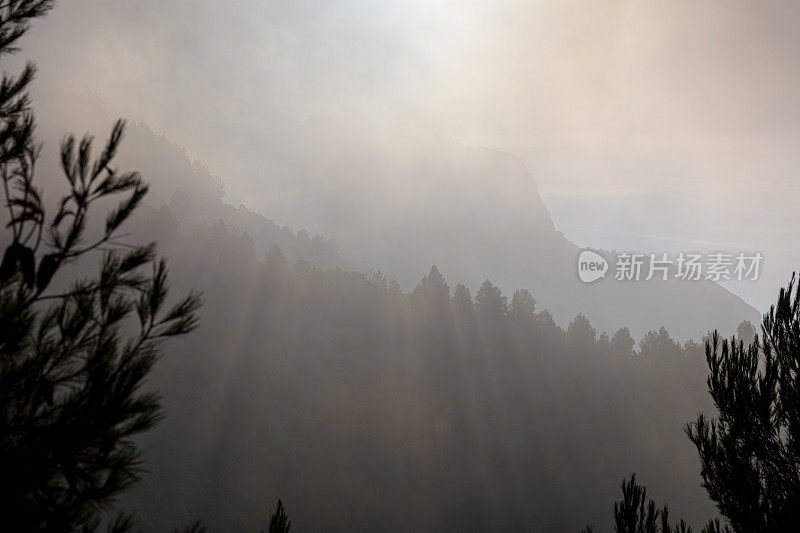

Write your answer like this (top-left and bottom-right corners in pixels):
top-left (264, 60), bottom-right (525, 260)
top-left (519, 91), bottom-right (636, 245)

top-left (583, 277), bottom-right (800, 533)
top-left (115, 208), bottom-right (726, 531)
top-left (111, 122), bottom-right (354, 272)
top-left (0, 2), bottom-right (204, 530)
top-left (2, 2), bottom-right (788, 531)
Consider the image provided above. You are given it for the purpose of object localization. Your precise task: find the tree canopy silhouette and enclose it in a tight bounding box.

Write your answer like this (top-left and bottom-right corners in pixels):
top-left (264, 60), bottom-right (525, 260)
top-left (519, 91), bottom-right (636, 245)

top-left (579, 474), bottom-right (692, 533)
top-left (583, 274), bottom-right (800, 532)
top-left (0, 1), bottom-right (201, 529)
top-left (268, 499), bottom-right (292, 533)
top-left (686, 275), bottom-right (800, 532)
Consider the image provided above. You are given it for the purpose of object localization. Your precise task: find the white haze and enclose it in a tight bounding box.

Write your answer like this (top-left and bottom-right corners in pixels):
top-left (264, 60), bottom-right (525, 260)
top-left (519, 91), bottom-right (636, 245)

top-left (11, 0), bottom-right (800, 312)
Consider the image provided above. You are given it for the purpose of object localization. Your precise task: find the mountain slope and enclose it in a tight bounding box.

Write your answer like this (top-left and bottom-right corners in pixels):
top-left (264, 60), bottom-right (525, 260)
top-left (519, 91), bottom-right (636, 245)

top-left (221, 115), bottom-right (758, 340)
top-left (29, 98), bottom-right (759, 340)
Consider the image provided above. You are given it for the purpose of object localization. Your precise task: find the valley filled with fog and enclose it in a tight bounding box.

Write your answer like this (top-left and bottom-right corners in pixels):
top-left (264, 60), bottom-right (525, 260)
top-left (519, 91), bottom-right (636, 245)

top-left (3, 2), bottom-right (799, 531)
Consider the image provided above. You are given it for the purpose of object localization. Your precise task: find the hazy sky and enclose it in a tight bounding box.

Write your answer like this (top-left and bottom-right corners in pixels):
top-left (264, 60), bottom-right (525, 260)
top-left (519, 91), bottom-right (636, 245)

top-left (16, 0), bottom-right (800, 311)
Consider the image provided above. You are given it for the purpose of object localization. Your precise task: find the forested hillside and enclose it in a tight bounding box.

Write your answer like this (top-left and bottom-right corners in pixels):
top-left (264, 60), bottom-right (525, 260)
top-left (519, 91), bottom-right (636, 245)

top-left (26, 111), bottom-right (354, 273)
top-left (0, 110), bottom-right (754, 529)
top-left (26, 90), bottom-right (758, 340)
top-left (116, 209), bottom-right (726, 531)
top-left (3, 3), bottom-right (798, 532)
top-left (1, 98), bottom-right (759, 531)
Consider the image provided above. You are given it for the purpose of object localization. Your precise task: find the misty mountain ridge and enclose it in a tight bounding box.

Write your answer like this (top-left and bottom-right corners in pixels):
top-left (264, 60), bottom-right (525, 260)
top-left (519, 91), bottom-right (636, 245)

top-left (7, 4), bottom-right (797, 532)
top-left (29, 94), bottom-right (758, 341)
top-left (252, 121), bottom-right (758, 340)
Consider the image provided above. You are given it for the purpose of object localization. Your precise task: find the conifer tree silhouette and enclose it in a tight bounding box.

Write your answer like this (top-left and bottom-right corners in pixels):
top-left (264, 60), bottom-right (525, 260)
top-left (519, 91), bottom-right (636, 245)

top-left (268, 499), bottom-right (292, 533)
top-left (509, 288), bottom-right (536, 320)
top-left (582, 274), bottom-right (800, 533)
top-left (686, 275), bottom-right (800, 532)
top-left (475, 279), bottom-right (507, 320)
top-left (611, 327), bottom-right (636, 358)
top-left (0, 1), bottom-right (201, 529)
top-left (579, 474), bottom-right (692, 533)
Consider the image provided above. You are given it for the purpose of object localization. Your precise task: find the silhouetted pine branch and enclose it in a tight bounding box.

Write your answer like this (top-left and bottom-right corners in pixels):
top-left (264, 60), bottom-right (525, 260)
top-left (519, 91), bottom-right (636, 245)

top-left (0, 1), bottom-right (202, 530)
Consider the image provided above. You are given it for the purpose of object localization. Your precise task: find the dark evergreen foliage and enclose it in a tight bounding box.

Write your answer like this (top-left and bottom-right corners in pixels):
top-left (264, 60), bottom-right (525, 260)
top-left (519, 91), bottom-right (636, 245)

top-left (686, 275), bottom-right (800, 532)
top-left (119, 212), bottom-right (715, 530)
top-left (268, 499), bottom-right (291, 533)
top-left (584, 276), bottom-right (800, 533)
top-left (0, 2), bottom-right (201, 529)
top-left (580, 474), bottom-right (692, 533)
top-left (5, 2), bottom-right (789, 532)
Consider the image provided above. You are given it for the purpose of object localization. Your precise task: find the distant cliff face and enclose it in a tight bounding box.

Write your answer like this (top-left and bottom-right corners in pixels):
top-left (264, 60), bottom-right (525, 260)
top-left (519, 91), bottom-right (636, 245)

top-left (28, 103), bottom-right (758, 341)
top-left (372, 142), bottom-right (759, 341)
top-left (224, 117), bottom-right (758, 341)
